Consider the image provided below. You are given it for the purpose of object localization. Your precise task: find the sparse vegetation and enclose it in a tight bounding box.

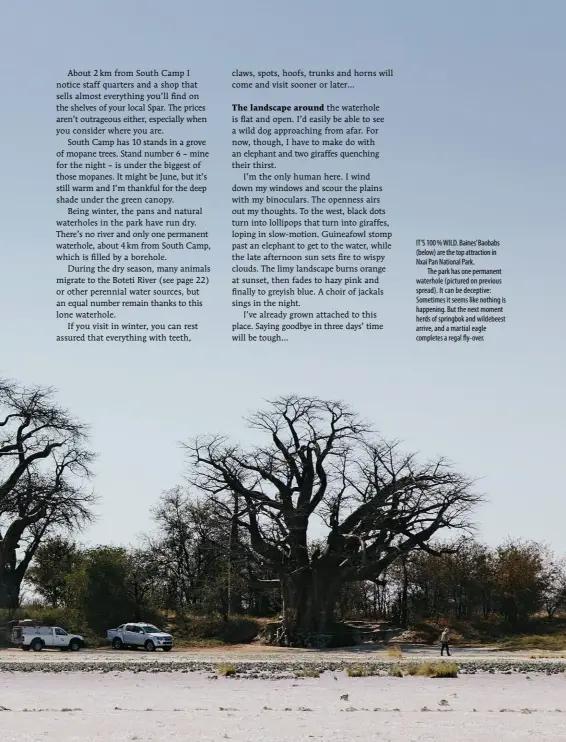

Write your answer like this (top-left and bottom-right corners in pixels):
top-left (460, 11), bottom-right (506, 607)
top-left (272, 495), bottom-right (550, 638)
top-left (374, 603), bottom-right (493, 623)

top-left (499, 633), bottom-right (566, 652)
top-left (405, 661), bottom-right (458, 678)
top-left (295, 667), bottom-right (321, 678)
top-left (217, 663), bottom-right (237, 677)
top-left (529, 653), bottom-right (565, 659)
top-left (387, 644), bottom-right (403, 659)
top-left (388, 665), bottom-right (404, 677)
top-left (346, 664), bottom-right (375, 677)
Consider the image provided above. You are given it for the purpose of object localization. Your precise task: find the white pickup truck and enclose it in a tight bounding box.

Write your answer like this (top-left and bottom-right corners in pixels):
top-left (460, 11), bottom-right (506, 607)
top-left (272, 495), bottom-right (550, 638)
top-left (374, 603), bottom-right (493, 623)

top-left (12, 624), bottom-right (84, 652)
top-left (106, 622), bottom-right (173, 652)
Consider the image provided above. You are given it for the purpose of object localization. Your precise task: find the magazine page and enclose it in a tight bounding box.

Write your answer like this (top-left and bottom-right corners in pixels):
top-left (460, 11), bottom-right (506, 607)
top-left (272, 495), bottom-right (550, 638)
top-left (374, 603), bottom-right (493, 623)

top-left (1, 1), bottom-right (565, 739)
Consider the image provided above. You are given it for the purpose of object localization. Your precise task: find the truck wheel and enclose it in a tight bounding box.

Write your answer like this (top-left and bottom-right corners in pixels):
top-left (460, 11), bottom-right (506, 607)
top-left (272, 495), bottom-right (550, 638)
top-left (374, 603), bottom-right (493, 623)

top-left (69, 639), bottom-right (81, 651)
top-left (112, 638), bottom-right (123, 650)
top-left (144, 640), bottom-right (155, 652)
top-left (31, 639), bottom-right (43, 652)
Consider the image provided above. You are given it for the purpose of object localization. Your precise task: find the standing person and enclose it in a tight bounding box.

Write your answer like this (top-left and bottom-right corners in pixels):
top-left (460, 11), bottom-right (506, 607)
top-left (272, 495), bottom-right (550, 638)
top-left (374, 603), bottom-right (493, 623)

top-left (440, 627), bottom-right (451, 656)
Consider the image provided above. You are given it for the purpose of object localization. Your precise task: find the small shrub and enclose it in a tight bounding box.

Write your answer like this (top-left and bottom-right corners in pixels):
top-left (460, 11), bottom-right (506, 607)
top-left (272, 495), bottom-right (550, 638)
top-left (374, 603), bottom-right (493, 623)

top-left (387, 645), bottom-right (403, 660)
top-left (346, 664), bottom-right (372, 677)
top-left (406, 661), bottom-right (458, 678)
top-left (217, 663), bottom-right (237, 677)
top-left (346, 665), bottom-right (363, 677)
top-left (295, 667), bottom-right (320, 678)
top-left (433, 662), bottom-right (459, 678)
top-left (388, 665), bottom-right (403, 678)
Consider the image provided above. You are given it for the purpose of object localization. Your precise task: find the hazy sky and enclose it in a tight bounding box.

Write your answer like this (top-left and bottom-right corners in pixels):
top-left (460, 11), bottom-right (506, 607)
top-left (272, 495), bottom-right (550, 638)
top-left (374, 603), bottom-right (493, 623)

top-left (1, 0), bottom-right (565, 550)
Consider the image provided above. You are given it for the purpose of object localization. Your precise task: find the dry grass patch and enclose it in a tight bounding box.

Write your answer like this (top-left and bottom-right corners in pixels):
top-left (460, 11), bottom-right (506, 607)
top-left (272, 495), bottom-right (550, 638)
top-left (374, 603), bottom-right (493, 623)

top-left (529, 653), bottom-right (565, 659)
top-left (346, 664), bottom-right (376, 677)
top-left (217, 663), bottom-right (237, 677)
top-left (405, 661), bottom-right (458, 678)
top-left (295, 667), bottom-right (321, 678)
top-left (386, 644), bottom-right (403, 660)
top-left (500, 634), bottom-right (566, 652)
top-left (388, 665), bottom-right (404, 677)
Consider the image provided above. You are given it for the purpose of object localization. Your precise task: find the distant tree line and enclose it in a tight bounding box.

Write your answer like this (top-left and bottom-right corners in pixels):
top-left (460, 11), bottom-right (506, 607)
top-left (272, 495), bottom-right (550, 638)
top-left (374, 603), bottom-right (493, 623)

top-left (337, 537), bottom-right (566, 630)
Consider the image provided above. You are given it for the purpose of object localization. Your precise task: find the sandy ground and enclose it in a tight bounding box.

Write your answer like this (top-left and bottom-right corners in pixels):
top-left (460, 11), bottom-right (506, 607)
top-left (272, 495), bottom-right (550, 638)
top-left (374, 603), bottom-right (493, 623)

top-left (1, 671), bottom-right (566, 740)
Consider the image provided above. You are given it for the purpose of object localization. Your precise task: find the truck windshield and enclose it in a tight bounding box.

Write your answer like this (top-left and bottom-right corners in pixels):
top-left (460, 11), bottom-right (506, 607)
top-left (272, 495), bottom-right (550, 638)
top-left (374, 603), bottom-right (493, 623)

top-left (140, 625), bottom-right (160, 633)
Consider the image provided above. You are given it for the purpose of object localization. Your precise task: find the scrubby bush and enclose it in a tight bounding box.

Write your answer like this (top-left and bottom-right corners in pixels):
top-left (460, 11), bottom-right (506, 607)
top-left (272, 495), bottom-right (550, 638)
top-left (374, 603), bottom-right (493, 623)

top-left (217, 663), bottom-right (237, 676)
top-left (406, 661), bottom-right (458, 678)
top-left (346, 664), bottom-right (374, 677)
top-left (295, 667), bottom-right (321, 678)
top-left (388, 665), bottom-right (404, 677)
top-left (387, 645), bottom-right (403, 659)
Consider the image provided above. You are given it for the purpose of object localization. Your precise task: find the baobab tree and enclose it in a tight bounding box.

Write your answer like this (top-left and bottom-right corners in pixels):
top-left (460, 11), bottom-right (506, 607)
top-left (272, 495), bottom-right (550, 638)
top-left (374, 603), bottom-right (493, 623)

top-left (0, 378), bottom-right (96, 609)
top-left (184, 395), bottom-right (482, 646)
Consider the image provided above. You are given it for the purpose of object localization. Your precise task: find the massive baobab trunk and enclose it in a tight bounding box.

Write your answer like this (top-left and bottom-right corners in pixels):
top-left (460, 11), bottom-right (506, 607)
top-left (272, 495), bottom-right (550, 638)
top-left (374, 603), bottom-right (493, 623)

top-left (0, 570), bottom-right (21, 610)
top-left (400, 556), bottom-right (409, 628)
top-left (0, 526), bottom-right (32, 610)
top-left (228, 494), bottom-right (243, 615)
top-left (280, 569), bottom-right (341, 641)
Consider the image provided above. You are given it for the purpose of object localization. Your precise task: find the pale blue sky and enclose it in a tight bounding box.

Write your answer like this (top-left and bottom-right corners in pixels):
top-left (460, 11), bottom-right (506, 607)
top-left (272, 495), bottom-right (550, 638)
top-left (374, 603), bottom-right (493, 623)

top-left (0, 1), bottom-right (565, 550)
